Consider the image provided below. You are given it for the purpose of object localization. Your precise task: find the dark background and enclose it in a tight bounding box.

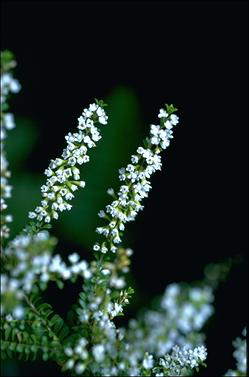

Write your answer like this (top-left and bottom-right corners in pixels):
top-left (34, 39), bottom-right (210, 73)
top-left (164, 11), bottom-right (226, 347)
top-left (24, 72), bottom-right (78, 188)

top-left (1, 1), bottom-right (248, 376)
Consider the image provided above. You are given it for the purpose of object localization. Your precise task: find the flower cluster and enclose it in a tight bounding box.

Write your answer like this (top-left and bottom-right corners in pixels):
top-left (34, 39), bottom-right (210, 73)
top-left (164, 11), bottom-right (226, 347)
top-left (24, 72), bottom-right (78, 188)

top-left (74, 281), bottom-right (211, 376)
top-left (28, 100), bottom-right (108, 228)
top-left (75, 245), bottom-right (133, 327)
top-left (160, 284), bottom-right (214, 336)
top-left (225, 328), bottom-right (247, 376)
top-left (153, 345), bottom-right (207, 376)
top-left (1, 50), bottom-right (21, 99)
top-left (0, 51), bottom-right (21, 240)
top-left (1, 231), bottom-right (92, 319)
top-left (63, 338), bottom-right (89, 374)
top-left (106, 283), bottom-right (214, 376)
top-left (93, 104), bottom-right (179, 254)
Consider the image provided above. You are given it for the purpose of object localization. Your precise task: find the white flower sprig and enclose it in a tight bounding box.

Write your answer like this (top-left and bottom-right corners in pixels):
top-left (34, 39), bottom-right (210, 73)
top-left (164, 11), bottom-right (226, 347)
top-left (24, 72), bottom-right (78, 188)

top-left (1, 231), bottom-right (92, 319)
top-left (28, 99), bottom-right (108, 230)
top-left (154, 345), bottom-right (207, 376)
top-left (93, 104), bottom-right (179, 254)
top-left (63, 338), bottom-right (89, 374)
top-left (124, 283), bottom-right (214, 362)
top-left (0, 51), bottom-right (21, 240)
top-left (225, 327), bottom-right (247, 376)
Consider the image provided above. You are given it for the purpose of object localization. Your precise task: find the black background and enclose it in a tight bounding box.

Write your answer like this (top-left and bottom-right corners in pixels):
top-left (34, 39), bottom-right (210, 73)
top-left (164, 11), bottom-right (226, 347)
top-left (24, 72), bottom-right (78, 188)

top-left (1, 1), bottom-right (248, 376)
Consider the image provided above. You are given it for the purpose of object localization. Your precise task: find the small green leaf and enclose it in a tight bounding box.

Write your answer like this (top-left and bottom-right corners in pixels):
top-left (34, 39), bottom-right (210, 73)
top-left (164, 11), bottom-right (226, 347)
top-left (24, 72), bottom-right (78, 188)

top-left (58, 326), bottom-right (70, 341)
top-left (9, 342), bottom-right (16, 351)
top-left (76, 308), bottom-right (83, 316)
top-left (50, 314), bottom-right (61, 326)
top-left (166, 103), bottom-right (178, 114)
top-left (56, 280), bottom-right (64, 289)
top-left (53, 319), bottom-right (64, 334)
top-left (4, 326), bottom-right (11, 341)
top-left (78, 299), bottom-right (85, 308)
top-left (1, 340), bottom-right (9, 350)
top-left (16, 344), bottom-right (25, 352)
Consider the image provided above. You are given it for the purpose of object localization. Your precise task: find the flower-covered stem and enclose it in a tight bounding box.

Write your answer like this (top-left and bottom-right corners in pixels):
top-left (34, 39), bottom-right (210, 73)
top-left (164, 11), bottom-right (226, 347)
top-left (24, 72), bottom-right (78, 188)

top-left (27, 99), bottom-right (108, 235)
top-left (1, 230), bottom-right (93, 318)
top-left (67, 104), bottom-right (180, 375)
top-left (225, 328), bottom-right (247, 376)
top-left (93, 103), bottom-right (179, 256)
top-left (67, 267), bottom-right (213, 376)
top-left (152, 345), bottom-right (207, 376)
top-left (0, 51), bottom-right (21, 242)
top-left (76, 103), bottom-right (180, 343)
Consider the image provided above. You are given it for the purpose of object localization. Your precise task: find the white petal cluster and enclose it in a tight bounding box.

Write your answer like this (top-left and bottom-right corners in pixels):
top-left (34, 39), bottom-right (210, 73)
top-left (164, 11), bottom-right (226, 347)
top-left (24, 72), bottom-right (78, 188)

top-left (107, 302), bottom-right (123, 319)
top-left (225, 327), bottom-right (247, 376)
top-left (124, 284), bottom-right (214, 359)
top-left (0, 153), bottom-right (14, 239)
top-left (161, 284), bottom-right (214, 335)
top-left (143, 352), bottom-right (154, 369)
top-left (157, 345), bottom-right (207, 375)
top-left (64, 337), bottom-right (89, 374)
top-left (81, 282), bottom-right (212, 376)
top-left (0, 67), bottom-right (21, 239)
top-left (94, 107), bottom-right (179, 254)
top-left (1, 112), bottom-right (17, 141)
top-left (1, 231), bottom-right (92, 318)
top-left (28, 101), bottom-right (108, 226)
top-left (0, 72), bottom-right (21, 107)
top-left (93, 344), bottom-right (106, 362)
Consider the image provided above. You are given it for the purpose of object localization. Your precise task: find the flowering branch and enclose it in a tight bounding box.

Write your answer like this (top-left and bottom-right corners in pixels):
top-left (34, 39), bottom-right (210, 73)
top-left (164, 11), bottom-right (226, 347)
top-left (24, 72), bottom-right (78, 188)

top-left (60, 104), bottom-right (183, 375)
top-left (0, 50), bottom-right (21, 241)
top-left (27, 99), bottom-right (108, 234)
top-left (93, 104), bottom-right (179, 254)
top-left (225, 328), bottom-right (247, 376)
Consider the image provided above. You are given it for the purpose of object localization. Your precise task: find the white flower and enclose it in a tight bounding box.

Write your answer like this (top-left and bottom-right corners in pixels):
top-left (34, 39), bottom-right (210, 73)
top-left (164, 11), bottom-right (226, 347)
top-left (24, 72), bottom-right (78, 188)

top-left (13, 306), bottom-right (24, 319)
top-left (64, 347), bottom-right (73, 356)
top-left (68, 253), bottom-right (80, 264)
top-left (92, 344), bottom-right (105, 362)
top-left (164, 120), bottom-right (173, 129)
top-left (84, 270), bottom-right (91, 279)
top-left (107, 187), bottom-right (114, 196)
top-left (65, 359), bottom-right (75, 369)
top-left (98, 210), bottom-right (105, 218)
top-left (109, 302), bottom-right (123, 318)
top-left (170, 114), bottom-right (179, 125)
top-left (143, 353), bottom-right (154, 369)
top-left (75, 363), bottom-right (86, 374)
top-left (4, 113), bottom-right (15, 129)
top-left (158, 109), bottom-right (168, 118)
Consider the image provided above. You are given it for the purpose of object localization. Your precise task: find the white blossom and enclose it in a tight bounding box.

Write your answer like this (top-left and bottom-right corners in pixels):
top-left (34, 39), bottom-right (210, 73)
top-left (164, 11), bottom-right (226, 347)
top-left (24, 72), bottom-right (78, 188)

top-left (28, 100), bottom-right (108, 227)
top-left (158, 345), bottom-right (207, 375)
top-left (143, 353), bottom-right (154, 369)
top-left (225, 328), bottom-right (247, 376)
top-left (93, 106), bottom-right (179, 254)
top-left (68, 252), bottom-right (80, 264)
top-left (0, 58), bottom-right (21, 239)
top-left (93, 344), bottom-right (105, 362)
